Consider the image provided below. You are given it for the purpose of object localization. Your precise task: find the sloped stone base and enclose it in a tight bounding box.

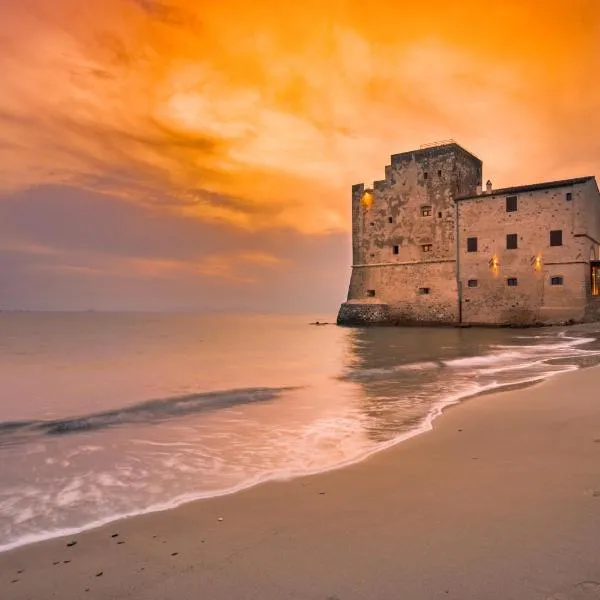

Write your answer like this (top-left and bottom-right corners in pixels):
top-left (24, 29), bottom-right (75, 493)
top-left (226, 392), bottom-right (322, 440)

top-left (336, 302), bottom-right (393, 325)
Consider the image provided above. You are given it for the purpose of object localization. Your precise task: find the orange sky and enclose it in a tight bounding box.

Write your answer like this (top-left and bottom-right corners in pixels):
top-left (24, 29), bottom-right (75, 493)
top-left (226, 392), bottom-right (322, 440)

top-left (1, 0), bottom-right (599, 310)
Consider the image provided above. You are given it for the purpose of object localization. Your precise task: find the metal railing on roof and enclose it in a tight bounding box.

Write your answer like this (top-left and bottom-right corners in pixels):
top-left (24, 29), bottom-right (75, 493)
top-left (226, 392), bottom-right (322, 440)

top-left (419, 139), bottom-right (456, 149)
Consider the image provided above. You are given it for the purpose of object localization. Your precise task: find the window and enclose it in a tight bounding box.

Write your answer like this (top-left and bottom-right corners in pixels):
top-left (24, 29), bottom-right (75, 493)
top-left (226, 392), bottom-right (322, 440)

top-left (393, 245), bottom-right (399, 255)
top-left (421, 244), bottom-right (432, 252)
top-left (566, 192), bottom-right (572, 201)
top-left (366, 289), bottom-right (376, 297)
top-left (438, 211), bottom-right (442, 218)
top-left (507, 278), bottom-right (518, 287)
top-left (369, 222), bottom-right (374, 226)
top-left (437, 170), bottom-right (442, 177)
top-left (421, 206), bottom-right (432, 217)
top-left (467, 279), bottom-right (478, 288)
top-left (592, 264), bottom-right (600, 296)
top-left (419, 287), bottom-right (431, 295)
top-left (551, 276), bottom-right (564, 285)
top-left (506, 233), bottom-right (518, 250)
top-left (550, 230), bottom-right (563, 246)
top-left (506, 196), bottom-right (518, 212)
top-left (467, 237), bottom-right (478, 252)
top-left (424, 172), bottom-right (428, 180)
top-left (388, 216), bottom-right (393, 223)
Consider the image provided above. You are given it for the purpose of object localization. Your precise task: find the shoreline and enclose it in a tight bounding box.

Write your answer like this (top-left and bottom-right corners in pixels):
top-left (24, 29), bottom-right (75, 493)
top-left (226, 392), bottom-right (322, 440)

top-left (3, 363), bottom-right (600, 598)
top-left (0, 355), bottom-right (585, 556)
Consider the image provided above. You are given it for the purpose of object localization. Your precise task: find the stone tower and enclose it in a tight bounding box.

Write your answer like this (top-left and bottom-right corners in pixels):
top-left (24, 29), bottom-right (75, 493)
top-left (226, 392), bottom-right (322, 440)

top-left (337, 141), bottom-right (482, 325)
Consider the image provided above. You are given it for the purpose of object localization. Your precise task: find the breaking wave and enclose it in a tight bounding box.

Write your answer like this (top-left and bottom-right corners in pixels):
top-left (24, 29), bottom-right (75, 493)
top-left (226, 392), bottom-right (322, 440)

top-left (0, 387), bottom-right (295, 444)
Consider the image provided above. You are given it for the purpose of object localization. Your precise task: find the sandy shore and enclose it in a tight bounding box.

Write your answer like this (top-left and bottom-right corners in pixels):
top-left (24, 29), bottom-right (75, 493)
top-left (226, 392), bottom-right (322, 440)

top-left (2, 366), bottom-right (600, 600)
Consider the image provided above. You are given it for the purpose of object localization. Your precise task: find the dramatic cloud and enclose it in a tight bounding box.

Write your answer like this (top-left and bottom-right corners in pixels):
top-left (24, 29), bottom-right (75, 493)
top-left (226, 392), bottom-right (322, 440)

top-left (0, 0), bottom-right (599, 309)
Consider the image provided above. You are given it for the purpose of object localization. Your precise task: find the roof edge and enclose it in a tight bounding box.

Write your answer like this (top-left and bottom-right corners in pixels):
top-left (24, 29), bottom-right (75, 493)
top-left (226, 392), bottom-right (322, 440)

top-left (455, 176), bottom-right (596, 201)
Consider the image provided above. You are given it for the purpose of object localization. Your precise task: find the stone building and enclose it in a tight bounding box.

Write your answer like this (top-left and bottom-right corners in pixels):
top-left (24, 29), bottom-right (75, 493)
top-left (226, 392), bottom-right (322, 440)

top-left (337, 141), bottom-right (600, 326)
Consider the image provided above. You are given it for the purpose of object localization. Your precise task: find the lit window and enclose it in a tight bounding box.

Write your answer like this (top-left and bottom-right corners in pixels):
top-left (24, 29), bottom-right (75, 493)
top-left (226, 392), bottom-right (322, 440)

top-left (550, 230), bottom-right (563, 247)
top-left (366, 289), bottom-right (376, 297)
top-left (467, 279), bottom-right (478, 288)
top-left (421, 206), bottom-right (432, 217)
top-left (507, 278), bottom-right (518, 287)
top-left (551, 276), bottom-right (564, 285)
top-left (419, 287), bottom-right (431, 295)
top-left (506, 233), bottom-right (518, 250)
top-left (393, 245), bottom-right (399, 255)
top-left (421, 244), bottom-right (432, 252)
top-left (467, 237), bottom-right (478, 252)
top-left (506, 196), bottom-right (518, 212)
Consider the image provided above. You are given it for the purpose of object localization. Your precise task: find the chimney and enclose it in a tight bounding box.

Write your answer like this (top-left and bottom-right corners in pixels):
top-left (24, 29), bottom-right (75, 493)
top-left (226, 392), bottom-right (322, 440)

top-left (486, 180), bottom-right (493, 194)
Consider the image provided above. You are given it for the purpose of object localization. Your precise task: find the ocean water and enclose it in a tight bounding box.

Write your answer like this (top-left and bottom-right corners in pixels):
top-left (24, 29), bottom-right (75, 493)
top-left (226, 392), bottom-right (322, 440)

top-left (1, 312), bottom-right (600, 552)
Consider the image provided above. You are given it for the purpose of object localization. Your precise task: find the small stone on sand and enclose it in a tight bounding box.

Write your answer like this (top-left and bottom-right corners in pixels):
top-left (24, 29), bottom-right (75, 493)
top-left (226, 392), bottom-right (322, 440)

top-left (171, 552), bottom-right (179, 556)
top-left (66, 541), bottom-right (77, 547)
top-left (63, 560), bottom-right (71, 564)
top-left (96, 571), bottom-right (103, 577)
top-left (117, 541), bottom-right (125, 545)
top-left (111, 533), bottom-right (119, 538)
top-left (218, 517), bottom-right (224, 522)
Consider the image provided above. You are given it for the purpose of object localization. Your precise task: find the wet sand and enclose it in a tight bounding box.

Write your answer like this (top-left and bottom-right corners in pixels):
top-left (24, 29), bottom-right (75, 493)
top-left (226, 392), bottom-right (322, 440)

top-left (2, 365), bottom-right (600, 600)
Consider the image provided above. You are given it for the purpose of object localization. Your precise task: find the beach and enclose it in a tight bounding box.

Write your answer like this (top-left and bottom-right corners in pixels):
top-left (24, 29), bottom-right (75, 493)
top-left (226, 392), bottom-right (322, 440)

top-left (2, 363), bottom-right (600, 599)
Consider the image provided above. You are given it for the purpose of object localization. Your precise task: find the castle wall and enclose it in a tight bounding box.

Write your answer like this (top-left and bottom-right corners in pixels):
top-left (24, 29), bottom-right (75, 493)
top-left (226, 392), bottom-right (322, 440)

top-left (457, 181), bottom-right (597, 325)
top-left (341, 143), bottom-right (481, 325)
top-left (349, 262), bottom-right (458, 323)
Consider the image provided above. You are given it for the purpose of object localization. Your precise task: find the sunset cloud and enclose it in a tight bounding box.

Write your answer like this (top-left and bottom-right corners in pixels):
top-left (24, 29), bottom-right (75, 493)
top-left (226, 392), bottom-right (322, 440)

top-left (1, 0), bottom-right (599, 309)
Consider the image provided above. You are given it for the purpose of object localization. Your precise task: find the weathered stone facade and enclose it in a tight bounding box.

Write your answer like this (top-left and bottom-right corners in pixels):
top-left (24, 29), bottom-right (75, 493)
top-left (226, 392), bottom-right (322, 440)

top-left (338, 141), bottom-right (600, 326)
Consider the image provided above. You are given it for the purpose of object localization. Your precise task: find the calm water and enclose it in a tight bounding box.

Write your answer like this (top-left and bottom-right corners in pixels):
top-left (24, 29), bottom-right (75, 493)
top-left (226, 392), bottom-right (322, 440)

top-left (1, 312), bottom-right (600, 552)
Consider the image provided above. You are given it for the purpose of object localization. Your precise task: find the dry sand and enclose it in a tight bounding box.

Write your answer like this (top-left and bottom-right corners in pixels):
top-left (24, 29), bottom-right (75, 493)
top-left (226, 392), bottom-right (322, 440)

top-left (2, 365), bottom-right (600, 600)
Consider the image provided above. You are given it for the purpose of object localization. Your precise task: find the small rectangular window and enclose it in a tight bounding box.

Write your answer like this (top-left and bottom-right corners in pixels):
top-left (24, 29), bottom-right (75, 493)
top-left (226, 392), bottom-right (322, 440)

top-left (506, 233), bottom-right (518, 250)
top-left (421, 244), bottom-right (432, 252)
top-left (392, 245), bottom-right (399, 255)
top-left (551, 276), bottom-right (564, 285)
top-left (467, 279), bottom-right (478, 288)
top-left (438, 211), bottom-right (442, 218)
top-left (369, 222), bottom-right (374, 226)
top-left (388, 216), bottom-right (393, 223)
top-left (366, 289), bottom-right (376, 297)
top-left (550, 230), bottom-right (563, 246)
top-left (506, 196), bottom-right (518, 212)
top-left (437, 170), bottom-right (442, 177)
top-left (507, 278), bottom-right (518, 287)
top-left (566, 192), bottom-right (572, 201)
top-left (424, 172), bottom-right (428, 180)
top-left (419, 287), bottom-right (431, 295)
top-left (467, 237), bottom-right (478, 252)
top-left (421, 206), bottom-right (432, 217)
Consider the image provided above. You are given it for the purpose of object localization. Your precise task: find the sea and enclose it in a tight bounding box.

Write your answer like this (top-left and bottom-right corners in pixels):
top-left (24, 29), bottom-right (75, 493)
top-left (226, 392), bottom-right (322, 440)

top-left (1, 312), bottom-right (600, 553)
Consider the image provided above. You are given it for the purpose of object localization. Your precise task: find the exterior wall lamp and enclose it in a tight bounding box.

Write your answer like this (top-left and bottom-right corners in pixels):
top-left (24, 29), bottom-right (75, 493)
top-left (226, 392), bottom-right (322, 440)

top-left (489, 256), bottom-right (500, 273)
top-left (361, 190), bottom-right (374, 210)
top-left (531, 255), bottom-right (543, 271)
